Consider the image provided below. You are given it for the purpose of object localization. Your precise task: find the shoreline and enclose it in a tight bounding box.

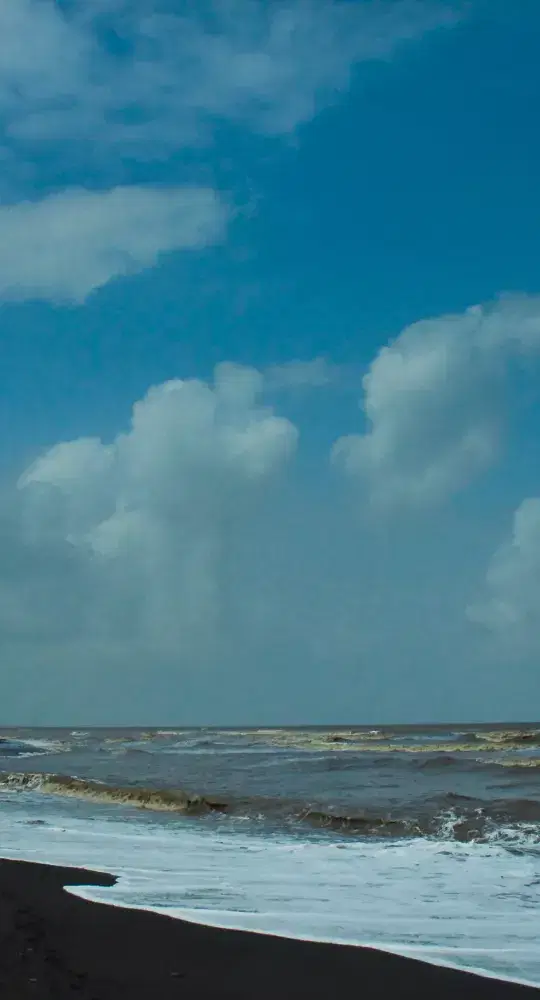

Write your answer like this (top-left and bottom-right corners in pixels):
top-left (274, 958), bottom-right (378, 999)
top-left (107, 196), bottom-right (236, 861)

top-left (0, 858), bottom-right (536, 998)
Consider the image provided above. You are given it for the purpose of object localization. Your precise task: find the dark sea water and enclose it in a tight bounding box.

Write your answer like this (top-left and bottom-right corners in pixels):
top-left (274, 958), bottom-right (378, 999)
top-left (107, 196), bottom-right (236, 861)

top-left (0, 724), bottom-right (539, 986)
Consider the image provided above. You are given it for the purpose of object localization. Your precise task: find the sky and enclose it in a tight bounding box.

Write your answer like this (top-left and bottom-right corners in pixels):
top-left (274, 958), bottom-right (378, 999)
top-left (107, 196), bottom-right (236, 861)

top-left (0, 0), bottom-right (539, 725)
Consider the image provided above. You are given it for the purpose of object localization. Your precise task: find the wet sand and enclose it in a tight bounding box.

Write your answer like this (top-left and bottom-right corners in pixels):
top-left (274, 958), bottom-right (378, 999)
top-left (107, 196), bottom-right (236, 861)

top-left (0, 857), bottom-right (536, 998)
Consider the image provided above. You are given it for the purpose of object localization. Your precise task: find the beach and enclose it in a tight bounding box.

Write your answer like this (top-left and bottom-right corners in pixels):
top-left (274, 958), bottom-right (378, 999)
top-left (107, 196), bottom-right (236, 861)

top-left (0, 858), bottom-right (536, 999)
top-left (0, 727), bottom-right (540, 988)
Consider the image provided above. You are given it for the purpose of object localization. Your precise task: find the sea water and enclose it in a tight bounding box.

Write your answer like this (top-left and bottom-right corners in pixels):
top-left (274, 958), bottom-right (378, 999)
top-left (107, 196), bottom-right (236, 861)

top-left (0, 724), bottom-right (539, 987)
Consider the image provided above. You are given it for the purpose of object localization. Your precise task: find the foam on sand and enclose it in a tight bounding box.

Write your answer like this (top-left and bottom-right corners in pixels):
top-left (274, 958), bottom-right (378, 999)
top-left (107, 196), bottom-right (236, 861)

top-left (0, 791), bottom-right (538, 988)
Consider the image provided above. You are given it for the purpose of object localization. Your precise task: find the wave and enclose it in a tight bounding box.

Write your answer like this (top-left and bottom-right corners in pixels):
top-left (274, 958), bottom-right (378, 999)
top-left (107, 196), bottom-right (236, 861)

top-left (17, 738), bottom-right (66, 753)
top-left (317, 740), bottom-right (539, 754)
top-left (28, 726), bottom-right (540, 758)
top-left (493, 758), bottom-right (540, 768)
top-left (472, 729), bottom-right (540, 745)
top-left (420, 754), bottom-right (462, 769)
top-left (0, 773), bottom-right (228, 814)
top-left (215, 730), bottom-right (540, 755)
top-left (0, 738), bottom-right (63, 757)
top-left (2, 771), bottom-right (540, 845)
top-left (301, 797), bottom-right (540, 842)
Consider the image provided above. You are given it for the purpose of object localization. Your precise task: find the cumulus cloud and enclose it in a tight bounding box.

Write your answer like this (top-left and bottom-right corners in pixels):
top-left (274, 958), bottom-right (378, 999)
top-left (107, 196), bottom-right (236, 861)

top-left (0, 185), bottom-right (228, 303)
top-left (332, 296), bottom-right (540, 507)
top-left (13, 363), bottom-right (297, 657)
top-left (1, 347), bottom-right (537, 723)
top-left (467, 498), bottom-right (540, 647)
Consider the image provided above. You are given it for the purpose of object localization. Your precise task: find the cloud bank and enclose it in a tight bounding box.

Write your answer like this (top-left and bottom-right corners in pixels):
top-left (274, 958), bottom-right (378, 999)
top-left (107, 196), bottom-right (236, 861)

top-left (2, 298), bottom-right (540, 720)
top-left (0, 353), bottom-right (474, 723)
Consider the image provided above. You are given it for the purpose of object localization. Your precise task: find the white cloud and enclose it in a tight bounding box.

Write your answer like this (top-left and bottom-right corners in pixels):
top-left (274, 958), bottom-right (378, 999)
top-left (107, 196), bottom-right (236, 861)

top-left (0, 348), bottom-right (537, 722)
top-left (0, 1), bottom-right (460, 160)
top-left (332, 296), bottom-right (540, 507)
top-left (467, 498), bottom-right (540, 643)
top-left (0, 185), bottom-right (228, 303)
top-left (264, 357), bottom-right (338, 390)
top-left (13, 364), bottom-right (297, 655)
top-left (0, 1), bottom-right (463, 302)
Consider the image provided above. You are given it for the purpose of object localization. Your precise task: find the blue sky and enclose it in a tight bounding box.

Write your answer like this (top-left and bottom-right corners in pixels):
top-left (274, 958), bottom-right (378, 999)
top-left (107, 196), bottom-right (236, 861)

top-left (0, 0), bottom-right (539, 724)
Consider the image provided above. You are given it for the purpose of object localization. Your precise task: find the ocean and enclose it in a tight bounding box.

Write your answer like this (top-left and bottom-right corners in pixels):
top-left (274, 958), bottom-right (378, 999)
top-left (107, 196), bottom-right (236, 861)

top-left (0, 723), bottom-right (539, 987)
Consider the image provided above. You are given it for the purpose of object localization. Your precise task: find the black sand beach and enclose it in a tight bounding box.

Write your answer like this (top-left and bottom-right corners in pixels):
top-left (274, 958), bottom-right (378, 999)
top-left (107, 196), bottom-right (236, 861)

top-left (0, 858), bottom-right (536, 998)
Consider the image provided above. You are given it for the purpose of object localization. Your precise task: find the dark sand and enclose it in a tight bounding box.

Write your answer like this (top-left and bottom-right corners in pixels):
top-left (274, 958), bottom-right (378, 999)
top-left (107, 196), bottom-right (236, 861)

top-left (0, 858), bottom-right (536, 998)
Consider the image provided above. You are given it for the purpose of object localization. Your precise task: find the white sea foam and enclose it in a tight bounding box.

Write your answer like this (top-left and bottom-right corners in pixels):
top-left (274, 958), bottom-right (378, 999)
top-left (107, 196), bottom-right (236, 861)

top-left (0, 737), bottom-right (65, 758)
top-left (18, 738), bottom-right (65, 753)
top-left (0, 792), bottom-right (538, 987)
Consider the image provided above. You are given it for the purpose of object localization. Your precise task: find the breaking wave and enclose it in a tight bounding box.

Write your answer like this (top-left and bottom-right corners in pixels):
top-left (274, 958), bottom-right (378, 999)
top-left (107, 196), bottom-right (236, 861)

top-left (0, 737), bottom-right (64, 757)
top-left (2, 771), bottom-right (540, 845)
top-left (7, 726), bottom-right (540, 760)
top-left (300, 799), bottom-right (540, 843)
top-left (494, 758), bottom-right (540, 768)
top-left (473, 729), bottom-right (540, 745)
top-left (0, 773), bottom-right (227, 814)
top-left (184, 727), bottom-right (540, 755)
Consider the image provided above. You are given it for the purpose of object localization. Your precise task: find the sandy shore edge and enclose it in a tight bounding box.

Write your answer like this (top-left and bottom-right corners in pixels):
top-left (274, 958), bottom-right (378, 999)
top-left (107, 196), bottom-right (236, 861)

top-left (0, 857), bottom-right (536, 998)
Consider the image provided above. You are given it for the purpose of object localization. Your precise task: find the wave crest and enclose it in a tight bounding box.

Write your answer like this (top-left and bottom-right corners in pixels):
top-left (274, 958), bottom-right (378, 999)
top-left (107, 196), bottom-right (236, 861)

top-left (0, 772), bottom-right (228, 814)
top-left (2, 771), bottom-right (540, 846)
